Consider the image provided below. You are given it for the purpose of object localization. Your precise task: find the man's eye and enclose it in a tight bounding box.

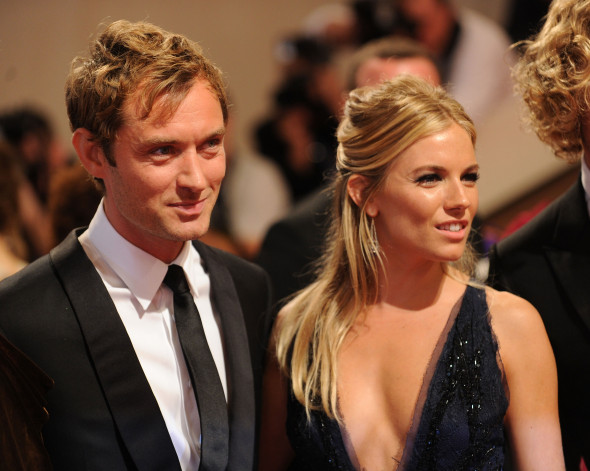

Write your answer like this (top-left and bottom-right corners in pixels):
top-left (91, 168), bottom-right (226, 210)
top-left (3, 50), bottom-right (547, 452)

top-left (153, 146), bottom-right (174, 156)
top-left (206, 138), bottom-right (221, 148)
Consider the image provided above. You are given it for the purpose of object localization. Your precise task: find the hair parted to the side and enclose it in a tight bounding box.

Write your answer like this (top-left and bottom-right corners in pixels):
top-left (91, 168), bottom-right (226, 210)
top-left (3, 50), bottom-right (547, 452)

top-left (65, 20), bottom-right (228, 167)
top-left (513, 0), bottom-right (590, 162)
top-left (275, 75), bottom-right (477, 421)
top-left (345, 36), bottom-right (439, 91)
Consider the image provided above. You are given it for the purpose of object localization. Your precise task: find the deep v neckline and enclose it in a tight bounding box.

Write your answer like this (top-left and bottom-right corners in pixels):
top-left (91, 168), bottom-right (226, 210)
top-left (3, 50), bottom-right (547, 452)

top-left (286, 285), bottom-right (507, 470)
top-left (338, 286), bottom-right (469, 471)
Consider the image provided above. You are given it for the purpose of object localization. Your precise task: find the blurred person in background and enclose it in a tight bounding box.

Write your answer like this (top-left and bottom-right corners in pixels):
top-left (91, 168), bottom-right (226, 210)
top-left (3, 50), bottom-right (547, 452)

top-left (206, 111), bottom-right (291, 260)
top-left (390, 0), bottom-right (516, 125)
top-left (47, 164), bottom-right (102, 247)
top-left (0, 141), bottom-right (29, 280)
top-left (254, 35), bottom-right (342, 203)
top-left (0, 140), bottom-right (53, 469)
top-left (0, 108), bottom-right (70, 204)
top-left (0, 107), bottom-right (73, 258)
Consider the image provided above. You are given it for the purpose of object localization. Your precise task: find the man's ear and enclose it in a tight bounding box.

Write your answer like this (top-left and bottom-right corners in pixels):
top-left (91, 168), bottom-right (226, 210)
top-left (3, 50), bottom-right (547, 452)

top-left (72, 128), bottom-right (109, 180)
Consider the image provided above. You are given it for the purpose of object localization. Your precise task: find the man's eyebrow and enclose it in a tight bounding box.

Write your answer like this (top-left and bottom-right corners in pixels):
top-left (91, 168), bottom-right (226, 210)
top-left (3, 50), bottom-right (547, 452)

top-left (206, 127), bottom-right (226, 139)
top-left (140, 137), bottom-right (179, 147)
top-left (138, 127), bottom-right (226, 147)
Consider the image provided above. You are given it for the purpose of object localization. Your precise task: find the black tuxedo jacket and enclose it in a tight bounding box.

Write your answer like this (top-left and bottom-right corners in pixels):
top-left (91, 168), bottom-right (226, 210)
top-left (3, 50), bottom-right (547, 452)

top-left (0, 229), bottom-right (272, 470)
top-left (488, 179), bottom-right (590, 469)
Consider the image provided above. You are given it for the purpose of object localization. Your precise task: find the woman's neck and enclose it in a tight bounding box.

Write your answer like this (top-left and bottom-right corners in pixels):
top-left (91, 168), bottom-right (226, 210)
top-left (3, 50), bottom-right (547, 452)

top-left (375, 259), bottom-right (456, 311)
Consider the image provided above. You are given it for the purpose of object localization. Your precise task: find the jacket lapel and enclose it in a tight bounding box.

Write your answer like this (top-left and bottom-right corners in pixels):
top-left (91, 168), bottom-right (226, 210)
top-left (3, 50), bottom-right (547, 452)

top-left (49, 230), bottom-right (181, 471)
top-left (545, 181), bottom-right (590, 335)
top-left (197, 242), bottom-right (256, 469)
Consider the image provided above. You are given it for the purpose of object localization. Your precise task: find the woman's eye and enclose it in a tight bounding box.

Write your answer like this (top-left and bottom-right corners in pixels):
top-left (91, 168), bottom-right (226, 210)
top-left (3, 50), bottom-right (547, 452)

top-left (415, 173), bottom-right (442, 185)
top-left (462, 172), bottom-right (480, 184)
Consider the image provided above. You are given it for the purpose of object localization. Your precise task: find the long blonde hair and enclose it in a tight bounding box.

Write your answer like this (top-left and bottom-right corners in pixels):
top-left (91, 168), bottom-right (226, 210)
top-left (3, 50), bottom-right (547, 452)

top-left (275, 76), bottom-right (476, 420)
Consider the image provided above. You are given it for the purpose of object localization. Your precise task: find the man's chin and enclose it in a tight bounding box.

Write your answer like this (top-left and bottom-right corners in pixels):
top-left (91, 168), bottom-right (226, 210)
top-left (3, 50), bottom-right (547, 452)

top-left (170, 223), bottom-right (211, 242)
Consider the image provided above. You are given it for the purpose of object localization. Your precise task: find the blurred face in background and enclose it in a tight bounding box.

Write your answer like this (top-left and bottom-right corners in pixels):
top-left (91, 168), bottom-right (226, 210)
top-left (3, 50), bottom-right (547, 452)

top-left (354, 56), bottom-right (441, 88)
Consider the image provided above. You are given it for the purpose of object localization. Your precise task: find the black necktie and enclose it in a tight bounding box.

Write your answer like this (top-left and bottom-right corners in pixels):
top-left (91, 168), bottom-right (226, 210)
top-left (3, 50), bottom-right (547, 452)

top-left (163, 264), bottom-right (229, 470)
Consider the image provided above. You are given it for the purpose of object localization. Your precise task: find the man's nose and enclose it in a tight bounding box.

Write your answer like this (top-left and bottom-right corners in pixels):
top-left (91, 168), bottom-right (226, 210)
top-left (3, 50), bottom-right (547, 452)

top-left (177, 151), bottom-right (205, 190)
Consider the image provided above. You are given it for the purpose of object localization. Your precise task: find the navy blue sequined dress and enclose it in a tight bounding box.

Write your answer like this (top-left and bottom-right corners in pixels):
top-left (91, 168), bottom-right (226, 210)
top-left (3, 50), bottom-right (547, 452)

top-left (286, 286), bottom-right (508, 470)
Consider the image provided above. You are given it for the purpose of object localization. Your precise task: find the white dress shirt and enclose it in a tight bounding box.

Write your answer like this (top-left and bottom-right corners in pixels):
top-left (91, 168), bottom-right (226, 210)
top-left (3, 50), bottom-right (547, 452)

top-left (79, 201), bottom-right (227, 470)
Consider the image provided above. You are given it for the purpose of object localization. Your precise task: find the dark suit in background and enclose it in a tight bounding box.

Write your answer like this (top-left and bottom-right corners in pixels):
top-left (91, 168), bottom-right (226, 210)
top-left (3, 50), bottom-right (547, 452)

top-left (0, 230), bottom-right (271, 470)
top-left (488, 179), bottom-right (590, 469)
top-left (256, 187), bottom-right (331, 314)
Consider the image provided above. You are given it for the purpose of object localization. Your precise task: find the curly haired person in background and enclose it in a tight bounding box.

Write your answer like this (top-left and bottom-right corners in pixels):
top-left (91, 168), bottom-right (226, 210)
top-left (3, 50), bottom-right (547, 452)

top-left (488, 0), bottom-right (590, 468)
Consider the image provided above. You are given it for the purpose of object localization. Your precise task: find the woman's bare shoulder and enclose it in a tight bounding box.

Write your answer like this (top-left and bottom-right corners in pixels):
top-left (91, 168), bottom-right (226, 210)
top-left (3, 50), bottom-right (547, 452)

top-left (485, 286), bottom-right (540, 322)
top-left (484, 286), bottom-right (549, 356)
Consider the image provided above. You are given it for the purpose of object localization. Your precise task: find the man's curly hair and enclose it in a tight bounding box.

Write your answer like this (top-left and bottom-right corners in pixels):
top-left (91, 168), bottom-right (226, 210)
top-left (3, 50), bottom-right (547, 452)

top-left (513, 0), bottom-right (590, 162)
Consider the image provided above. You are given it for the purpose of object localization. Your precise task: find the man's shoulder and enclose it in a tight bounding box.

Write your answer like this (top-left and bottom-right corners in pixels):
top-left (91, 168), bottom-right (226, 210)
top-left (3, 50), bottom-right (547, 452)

top-left (0, 231), bottom-right (90, 302)
top-left (494, 211), bottom-right (553, 258)
top-left (0, 254), bottom-right (54, 297)
top-left (487, 181), bottom-right (587, 291)
top-left (495, 180), bottom-right (585, 258)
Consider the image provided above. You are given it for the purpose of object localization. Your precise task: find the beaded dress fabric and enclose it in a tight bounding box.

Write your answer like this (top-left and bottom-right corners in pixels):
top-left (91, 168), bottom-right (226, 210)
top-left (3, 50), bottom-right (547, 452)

top-left (286, 286), bottom-right (508, 471)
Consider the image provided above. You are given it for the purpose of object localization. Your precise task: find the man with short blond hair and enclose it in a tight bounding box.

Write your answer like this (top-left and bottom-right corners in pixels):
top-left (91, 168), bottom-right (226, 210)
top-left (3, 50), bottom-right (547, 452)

top-left (0, 20), bottom-right (271, 471)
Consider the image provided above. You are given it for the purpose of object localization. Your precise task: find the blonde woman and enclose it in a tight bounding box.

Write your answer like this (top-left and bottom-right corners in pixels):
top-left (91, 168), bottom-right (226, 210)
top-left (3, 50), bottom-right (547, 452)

top-left (259, 76), bottom-right (564, 470)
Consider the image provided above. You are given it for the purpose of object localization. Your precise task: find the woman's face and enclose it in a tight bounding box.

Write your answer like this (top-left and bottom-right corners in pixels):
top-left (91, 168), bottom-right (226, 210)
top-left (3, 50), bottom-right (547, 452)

top-left (366, 122), bottom-right (478, 267)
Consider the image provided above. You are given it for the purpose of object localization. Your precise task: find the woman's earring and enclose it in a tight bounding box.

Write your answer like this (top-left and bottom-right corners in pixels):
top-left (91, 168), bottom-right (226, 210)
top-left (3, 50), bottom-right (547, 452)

top-left (369, 217), bottom-right (379, 255)
top-left (366, 204), bottom-right (377, 218)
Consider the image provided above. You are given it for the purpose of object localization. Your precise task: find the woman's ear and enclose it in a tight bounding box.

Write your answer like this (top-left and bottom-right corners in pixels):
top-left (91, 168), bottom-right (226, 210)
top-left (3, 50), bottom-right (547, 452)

top-left (346, 174), bottom-right (367, 208)
top-left (72, 128), bottom-right (109, 180)
top-left (347, 175), bottom-right (378, 217)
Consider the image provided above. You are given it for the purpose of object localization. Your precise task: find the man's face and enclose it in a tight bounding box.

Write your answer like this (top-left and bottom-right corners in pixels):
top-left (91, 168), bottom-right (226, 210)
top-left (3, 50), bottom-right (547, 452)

top-left (99, 79), bottom-right (226, 262)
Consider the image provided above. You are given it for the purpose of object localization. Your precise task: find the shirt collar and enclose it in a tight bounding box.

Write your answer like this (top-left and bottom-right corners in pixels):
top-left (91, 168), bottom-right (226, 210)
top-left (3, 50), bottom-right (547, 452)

top-left (84, 200), bottom-right (201, 310)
